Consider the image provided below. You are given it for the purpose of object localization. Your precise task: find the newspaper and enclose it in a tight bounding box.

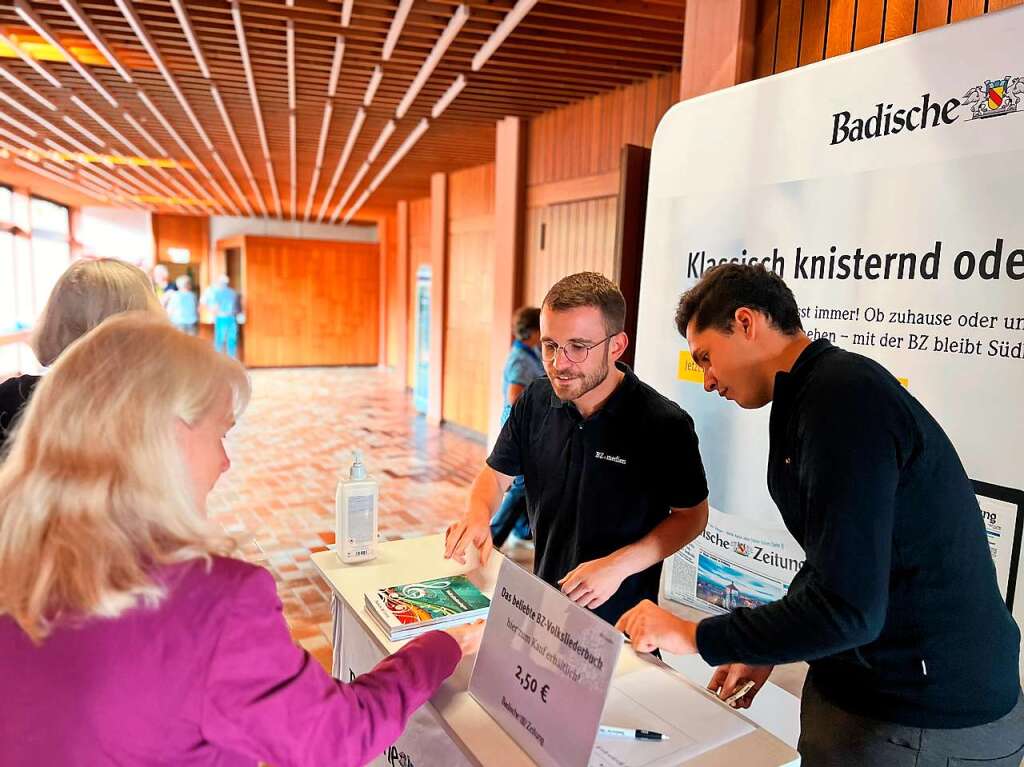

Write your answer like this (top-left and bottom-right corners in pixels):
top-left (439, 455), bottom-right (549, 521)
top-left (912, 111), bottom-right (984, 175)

top-left (977, 492), bottom-right (1022, 604)
top-left (666, 507), bottom-right (805, 614)
top-left (668, 499), bottom-right (1019, 614)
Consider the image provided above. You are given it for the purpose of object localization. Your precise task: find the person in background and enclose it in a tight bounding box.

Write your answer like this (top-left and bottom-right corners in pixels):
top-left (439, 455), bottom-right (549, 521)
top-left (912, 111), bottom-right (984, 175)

top-left (0, 258), bottom-right (164, 444)
top-left (489, 306), bottom-right (544, 548)
top-left (617, 263), bottom-right (1023, 766)
top-left (445, 272), bottom-right (710, 627)
top-left (166, 275), bottom-right (199, 336)
top-left (152, 263), bottom-right (177, 307)
top-left (0, 313), bottom-right (483, 766)
top-left (203, 274), bottom-right (242, 359)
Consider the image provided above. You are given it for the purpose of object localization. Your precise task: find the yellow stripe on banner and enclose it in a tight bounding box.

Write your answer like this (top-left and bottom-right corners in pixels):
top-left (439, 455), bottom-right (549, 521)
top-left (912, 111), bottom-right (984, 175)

top-left (678, 350), bottom-right (704, 384)
top-left (897, 377), bottom-right (909, 389)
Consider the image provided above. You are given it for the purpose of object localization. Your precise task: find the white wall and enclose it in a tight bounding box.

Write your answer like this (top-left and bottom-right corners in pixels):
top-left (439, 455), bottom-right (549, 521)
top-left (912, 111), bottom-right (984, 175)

top-left (77, 207), bottom-right (154, 267)
top-left (209, 216), bottom-right (377, 254)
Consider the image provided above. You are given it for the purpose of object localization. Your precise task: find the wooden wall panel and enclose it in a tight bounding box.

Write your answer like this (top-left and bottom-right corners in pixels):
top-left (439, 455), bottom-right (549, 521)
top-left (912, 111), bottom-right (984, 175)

top-left (884, 0), bottom-right (918, 41)
top-left (917, 0), bottom-right (952, 29)
top-left (853, 0), bottom-right (887, 49)
top-left (442, 163), bottom-right (495, 435)
top-left (243, 236), bottom-right (379, 368)
top-left (522, 197), bottom-right (619, 306)
top-left (825, 0), bottom-right (857, 57)
top-left (775, 0), bottom-right (803, 71)
top-left (366, 209), bottom-right (398, 369)
top-left (406, 197), bottom-right (431, 389)
top-left (526, 71), bottom-right (681, 188)
top-left (798, 0), bottom-right (829, 65)
top-left (152, 213), bottom-right (208, 281)
top-left (951, 0), bottom-right (987, 20)
top-left (753, 0), bottom-right (1021, 77)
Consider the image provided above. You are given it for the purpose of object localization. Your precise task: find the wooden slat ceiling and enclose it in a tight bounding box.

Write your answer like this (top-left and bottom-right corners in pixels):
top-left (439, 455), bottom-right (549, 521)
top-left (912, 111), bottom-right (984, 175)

top-left (0, 0), bottom-right (684, 220)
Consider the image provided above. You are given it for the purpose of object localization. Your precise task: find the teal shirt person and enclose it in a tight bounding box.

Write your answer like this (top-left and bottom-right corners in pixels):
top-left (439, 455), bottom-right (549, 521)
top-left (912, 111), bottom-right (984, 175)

top-left (204, 281), bottom-right (239, 318)
top-left (202, 276), bottom-right (241, 358)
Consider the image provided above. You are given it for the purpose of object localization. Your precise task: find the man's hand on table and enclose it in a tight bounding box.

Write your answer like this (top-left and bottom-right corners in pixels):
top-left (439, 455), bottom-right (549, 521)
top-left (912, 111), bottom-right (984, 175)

top-left (443, 512), bottom-right (493, 565)
top-left (558, 555), bottom-right (629, 609)
top-left (614, 600), bottom-right (699, 655)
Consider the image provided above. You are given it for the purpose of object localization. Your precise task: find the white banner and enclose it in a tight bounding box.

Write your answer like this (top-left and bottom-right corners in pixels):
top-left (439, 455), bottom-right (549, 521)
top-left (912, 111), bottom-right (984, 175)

top-left (635, 9), bottom-right (1024, 622)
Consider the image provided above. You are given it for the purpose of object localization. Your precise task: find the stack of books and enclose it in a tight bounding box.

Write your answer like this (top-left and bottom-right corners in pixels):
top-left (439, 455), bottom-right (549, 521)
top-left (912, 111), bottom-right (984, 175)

top-left (365, 574), bottom-right (491, 641)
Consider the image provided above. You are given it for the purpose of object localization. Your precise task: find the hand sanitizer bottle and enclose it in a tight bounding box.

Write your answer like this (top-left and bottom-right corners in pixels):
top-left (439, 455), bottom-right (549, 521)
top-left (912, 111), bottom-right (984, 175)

top-left (336, 450), bottom-right (378, 563)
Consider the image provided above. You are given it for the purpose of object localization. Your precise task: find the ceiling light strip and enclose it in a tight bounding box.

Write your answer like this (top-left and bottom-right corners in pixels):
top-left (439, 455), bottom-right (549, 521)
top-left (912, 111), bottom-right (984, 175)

top-left (13, 156), bottom-right (111, 201)
top-left (13, 0), bottom-right (119, 107)
top-left (341, 189), bottom-right (371, 225)
top-left (0, 32), bottom-right (62, 88)
top-left (316, 107), bottom-right (365, 223)
top-left (471, 0), bottom-right (540, 72)
top-left (382, 0), bottom-right (414, 61)
top-left (0, 64), bottom-right (56, 110)
top-left (367, 117), bottom-right (429, 193)
top-left (366, 120), bottom-right (396, 164)
top-left (346, 118), bottom-right (430, 223)
top-left (303, 37), bottom-right (345, 221)
top-left (431, 74), bottom-right (467, 119)
top-left (58, 0), bottom-right (134, 83)
top-left (395, 4), bottom-right (469, 119)
top-left (363, 65), bottom-right (383, 107)
top-left (231, 0), bottom-right (282, 218)
top-left (169, 0), bottom-right (260, 216)
top-left (115, 0), bottom-right (241, 215)
top-left (168, 0), bottom-right (211, 79)
top-left (287, 10), bottom-right (297, 219)
top-left (136, 90), bottom-right (230, 216)
top-left (329, 161), bottom-right (370, 224)
top-left (209, 84), bottom-right (267, 218)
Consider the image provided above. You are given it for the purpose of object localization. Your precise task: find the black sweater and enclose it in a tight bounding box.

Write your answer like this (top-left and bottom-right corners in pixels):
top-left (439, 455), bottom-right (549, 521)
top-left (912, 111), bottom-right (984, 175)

top-left (0, 373), bottom-right (39, 444)
top-left (696, 340), bottom-right (1020, 728)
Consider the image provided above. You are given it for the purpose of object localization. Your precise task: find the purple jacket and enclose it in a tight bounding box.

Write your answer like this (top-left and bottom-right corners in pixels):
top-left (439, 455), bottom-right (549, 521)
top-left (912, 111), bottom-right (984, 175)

top-left (0, 556), bottom-right (461, 766)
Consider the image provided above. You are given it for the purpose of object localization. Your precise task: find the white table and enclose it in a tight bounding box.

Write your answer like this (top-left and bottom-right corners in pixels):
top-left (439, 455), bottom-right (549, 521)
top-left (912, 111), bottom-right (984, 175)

top-left (312, 535), bottom-right (799, 767)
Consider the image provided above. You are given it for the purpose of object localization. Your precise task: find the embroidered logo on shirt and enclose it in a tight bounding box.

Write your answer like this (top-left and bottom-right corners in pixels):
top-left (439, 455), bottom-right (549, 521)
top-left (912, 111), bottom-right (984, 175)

top-left (595, 451), bottom-right (627, 465)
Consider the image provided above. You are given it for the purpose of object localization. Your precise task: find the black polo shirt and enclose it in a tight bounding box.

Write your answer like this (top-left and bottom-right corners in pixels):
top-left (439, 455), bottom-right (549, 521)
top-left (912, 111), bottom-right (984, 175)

top-left (487, 363), bottom-right (708, 624)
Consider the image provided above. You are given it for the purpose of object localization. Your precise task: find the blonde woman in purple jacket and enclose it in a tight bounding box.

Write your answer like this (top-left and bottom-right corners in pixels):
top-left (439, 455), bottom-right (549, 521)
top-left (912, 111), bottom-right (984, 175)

top-left (0, 312), bottom-right (482, 766)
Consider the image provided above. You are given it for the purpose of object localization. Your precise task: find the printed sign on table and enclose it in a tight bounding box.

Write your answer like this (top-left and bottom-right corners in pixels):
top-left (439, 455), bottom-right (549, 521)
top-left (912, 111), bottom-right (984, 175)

top-left (469, 559), bottom-right (623, 767)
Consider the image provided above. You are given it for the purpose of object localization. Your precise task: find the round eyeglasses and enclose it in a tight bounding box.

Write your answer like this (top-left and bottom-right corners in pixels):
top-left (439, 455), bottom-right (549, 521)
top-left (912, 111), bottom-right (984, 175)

top-left (540, 334), bottom-right (615, 364)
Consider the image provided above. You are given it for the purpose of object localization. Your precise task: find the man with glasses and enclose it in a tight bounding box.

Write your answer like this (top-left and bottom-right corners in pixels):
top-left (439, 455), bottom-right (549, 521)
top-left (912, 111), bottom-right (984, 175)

top-left (445, 272), bottom-right (710, 625)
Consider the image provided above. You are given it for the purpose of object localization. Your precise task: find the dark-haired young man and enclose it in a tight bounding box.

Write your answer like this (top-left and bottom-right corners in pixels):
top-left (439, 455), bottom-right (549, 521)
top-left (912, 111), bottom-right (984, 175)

top-left (445, 272), bottom-right (710, 626)
top-left (617, 264), bottom-right (1023, 766)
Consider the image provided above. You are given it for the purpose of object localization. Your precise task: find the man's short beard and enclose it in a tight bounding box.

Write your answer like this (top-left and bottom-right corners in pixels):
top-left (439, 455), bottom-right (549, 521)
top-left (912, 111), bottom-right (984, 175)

top-left (551, 346), bottom-right (610, 402)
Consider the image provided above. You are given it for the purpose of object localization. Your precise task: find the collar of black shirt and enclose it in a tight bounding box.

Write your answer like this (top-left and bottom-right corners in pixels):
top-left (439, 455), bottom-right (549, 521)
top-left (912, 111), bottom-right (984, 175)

top-left (771, 337), bottom-right (835, 412)
top-left (547, 361), bottom-right (640, 420)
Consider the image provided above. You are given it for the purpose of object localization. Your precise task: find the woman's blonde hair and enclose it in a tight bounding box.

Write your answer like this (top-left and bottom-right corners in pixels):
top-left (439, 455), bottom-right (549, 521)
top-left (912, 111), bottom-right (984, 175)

top-left (0, 312), bottom-right (251, 642)
top-left (32, 258), bottom-right (164, 366)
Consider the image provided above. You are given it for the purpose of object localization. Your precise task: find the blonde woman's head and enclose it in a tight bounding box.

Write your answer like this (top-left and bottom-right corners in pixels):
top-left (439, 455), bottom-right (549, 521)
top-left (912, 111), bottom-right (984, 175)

top-left (0, 312), bottom-right (251, 642)
top-left (32, 258), bottom-right (164, 366)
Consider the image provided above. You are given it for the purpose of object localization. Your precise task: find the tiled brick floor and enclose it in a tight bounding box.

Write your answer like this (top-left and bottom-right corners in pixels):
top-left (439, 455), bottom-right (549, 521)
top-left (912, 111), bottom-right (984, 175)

top-left (206, 366), bottom-right (501, 671)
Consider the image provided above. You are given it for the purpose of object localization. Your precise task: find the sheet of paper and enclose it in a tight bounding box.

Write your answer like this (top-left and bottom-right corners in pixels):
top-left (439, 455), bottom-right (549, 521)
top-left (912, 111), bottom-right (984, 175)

top-left (589, 667), bottom-right (754, 767)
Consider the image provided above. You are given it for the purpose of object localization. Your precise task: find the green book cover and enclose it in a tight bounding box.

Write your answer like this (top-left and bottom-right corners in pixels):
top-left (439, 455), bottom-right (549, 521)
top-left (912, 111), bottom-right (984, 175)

top-left (370, 575), bottom-right (490, 630)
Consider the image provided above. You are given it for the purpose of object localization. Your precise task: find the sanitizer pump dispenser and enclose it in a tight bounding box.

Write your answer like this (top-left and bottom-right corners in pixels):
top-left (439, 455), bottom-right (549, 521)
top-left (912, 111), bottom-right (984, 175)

top-left (336, 450), bottom-right (378, 563)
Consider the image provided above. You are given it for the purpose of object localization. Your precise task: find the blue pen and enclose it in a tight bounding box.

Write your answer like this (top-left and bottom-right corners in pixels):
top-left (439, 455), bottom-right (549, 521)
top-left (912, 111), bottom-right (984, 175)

top-left (598, 725), bottom-right (670, 741)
